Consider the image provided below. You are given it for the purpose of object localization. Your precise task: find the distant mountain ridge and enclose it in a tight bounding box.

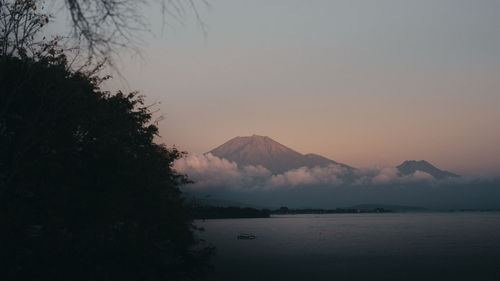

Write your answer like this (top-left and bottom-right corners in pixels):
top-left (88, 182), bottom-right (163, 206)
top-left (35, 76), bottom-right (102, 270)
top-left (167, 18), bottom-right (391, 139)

top-left (208, 135), bottom-right (459, 179)
top-left (208, 135), bottom-right (351, 174)
top-left (397, 160), bottom-right (459, 179)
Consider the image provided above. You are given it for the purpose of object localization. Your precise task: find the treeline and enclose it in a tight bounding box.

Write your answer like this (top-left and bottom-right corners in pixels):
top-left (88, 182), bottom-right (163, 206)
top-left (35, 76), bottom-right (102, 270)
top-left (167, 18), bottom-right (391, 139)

top-left (191, 205), bottom-right (393, 219)
top-left (272, 207), bottom-right (392, 214)
top-left (192, 206), bottom-right (271, 219)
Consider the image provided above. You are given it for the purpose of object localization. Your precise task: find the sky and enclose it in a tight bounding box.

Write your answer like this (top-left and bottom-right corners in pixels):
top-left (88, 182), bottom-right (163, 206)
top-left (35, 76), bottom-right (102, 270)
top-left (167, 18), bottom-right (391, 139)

top-left (87, 0), bottom-right (500, 176)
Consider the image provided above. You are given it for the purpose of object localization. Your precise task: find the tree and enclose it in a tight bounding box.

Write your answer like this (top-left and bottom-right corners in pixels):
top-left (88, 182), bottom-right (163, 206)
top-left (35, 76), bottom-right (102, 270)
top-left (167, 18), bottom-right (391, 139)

top-left (0, 2), bottom-right (214, 278)
top-left (2, 0), bottom-right (207, 69)
top-left (0, 51), bottom-right (214, 281)
top-left (0, 0), bottom-right (50, 58)
top-left (1, 2), bottom-right (214, 279)
top-left (64, 0), bottom-right (208, 65)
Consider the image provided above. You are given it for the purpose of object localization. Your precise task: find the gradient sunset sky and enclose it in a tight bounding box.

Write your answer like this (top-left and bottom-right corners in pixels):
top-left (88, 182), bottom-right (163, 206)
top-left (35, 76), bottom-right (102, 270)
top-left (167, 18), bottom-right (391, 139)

top-left (101, 0), bottom-right (500, 176)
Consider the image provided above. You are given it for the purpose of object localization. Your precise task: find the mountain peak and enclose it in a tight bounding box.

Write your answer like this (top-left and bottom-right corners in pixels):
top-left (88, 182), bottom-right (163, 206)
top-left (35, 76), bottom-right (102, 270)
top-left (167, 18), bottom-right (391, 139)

top-left (250, 134), bottom-right (268, 138)
top-left (208, 135), bottom-right (351, 174)
top-left (397, 160), bottom-right (459, 179)
top-left (401, 160), bottom-right (430, 165)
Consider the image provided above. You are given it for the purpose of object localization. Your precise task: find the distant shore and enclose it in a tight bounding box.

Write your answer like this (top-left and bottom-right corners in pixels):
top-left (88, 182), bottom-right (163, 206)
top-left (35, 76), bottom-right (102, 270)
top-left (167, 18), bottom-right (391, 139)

top-left (192, 206), bottom-right (392, 220)
top-left (192, 205), bottom-right (500, 220)
top-left (191, 206), bottom-right (271, 219)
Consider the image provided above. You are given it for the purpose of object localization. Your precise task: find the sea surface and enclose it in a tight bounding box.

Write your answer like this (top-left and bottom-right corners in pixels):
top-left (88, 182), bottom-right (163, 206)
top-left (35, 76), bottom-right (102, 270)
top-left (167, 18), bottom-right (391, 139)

top-left (196, 212), bottom-right (500, 281)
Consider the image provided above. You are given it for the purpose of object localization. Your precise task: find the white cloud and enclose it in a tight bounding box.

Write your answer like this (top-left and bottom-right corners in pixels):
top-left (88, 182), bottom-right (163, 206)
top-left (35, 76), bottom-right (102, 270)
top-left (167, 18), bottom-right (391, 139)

top-left (174, 153), bottom-right (242, 189)
top-left (174, 153), bottom-right (271, 190)
top-left (372, 167), bottom-right (400, 184)
top-left (174, 154), bottom-right (349, 190)
top-left (269, 165), bottom-right (344, 188)
top-left (410, 171), bottom-right (434, 181)
top-left (370, 168), bottom-right (438, 185)
top-left (174, 154), bottom-right (459, 191)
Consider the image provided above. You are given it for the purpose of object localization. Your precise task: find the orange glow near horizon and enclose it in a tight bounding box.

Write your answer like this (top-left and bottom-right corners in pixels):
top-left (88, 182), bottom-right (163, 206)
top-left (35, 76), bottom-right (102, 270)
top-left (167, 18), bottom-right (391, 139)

top-left (107, 0), bottom-right (500, 176)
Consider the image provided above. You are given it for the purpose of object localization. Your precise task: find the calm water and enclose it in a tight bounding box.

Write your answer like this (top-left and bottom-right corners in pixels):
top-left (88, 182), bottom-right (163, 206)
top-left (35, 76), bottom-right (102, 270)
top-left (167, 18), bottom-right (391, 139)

top-left (197, 212), bottom-right (500, 281)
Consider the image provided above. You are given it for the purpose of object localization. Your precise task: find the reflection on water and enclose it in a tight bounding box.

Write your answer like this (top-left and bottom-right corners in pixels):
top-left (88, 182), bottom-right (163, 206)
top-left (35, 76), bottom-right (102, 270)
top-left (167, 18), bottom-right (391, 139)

top-left (197, 213), bottom-right (500, 281)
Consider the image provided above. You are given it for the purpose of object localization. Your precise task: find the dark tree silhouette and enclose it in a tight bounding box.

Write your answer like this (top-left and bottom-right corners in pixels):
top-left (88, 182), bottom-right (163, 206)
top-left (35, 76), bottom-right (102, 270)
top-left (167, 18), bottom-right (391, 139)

top-left (2, 0), bottom-right (207, 68)
top-left (0, 0), bottom-right (51, 57)
top-left (0, 52), bottom-right (213, 281)
top-left (1, 3), bottom-right (214, 280)
top-left (64, 0), bottom-right (208, 63)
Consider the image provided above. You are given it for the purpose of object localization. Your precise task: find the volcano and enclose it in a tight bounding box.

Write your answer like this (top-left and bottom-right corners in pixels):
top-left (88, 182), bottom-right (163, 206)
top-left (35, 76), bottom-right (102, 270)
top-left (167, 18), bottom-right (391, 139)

top-left (208, 135), bottom-right (351, 174)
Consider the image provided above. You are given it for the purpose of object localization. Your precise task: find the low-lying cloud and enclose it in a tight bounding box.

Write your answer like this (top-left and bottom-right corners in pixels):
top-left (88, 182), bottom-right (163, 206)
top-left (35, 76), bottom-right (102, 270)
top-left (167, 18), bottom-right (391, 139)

top-left (174, 154), bottom-right (500, 209)
top-left (174, 153), bottom-right (461, 191)
top-left (174, 153), bottom-right (270, 190)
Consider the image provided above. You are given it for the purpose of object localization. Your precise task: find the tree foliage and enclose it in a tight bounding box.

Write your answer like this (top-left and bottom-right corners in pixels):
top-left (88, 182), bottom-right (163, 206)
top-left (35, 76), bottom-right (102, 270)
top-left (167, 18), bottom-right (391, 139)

top-left (0, 2), bottom-right (214, 279)
top-left (0, 51), bottom-right (213, 281)
top-left (0, 0), bottom-right (51, 57)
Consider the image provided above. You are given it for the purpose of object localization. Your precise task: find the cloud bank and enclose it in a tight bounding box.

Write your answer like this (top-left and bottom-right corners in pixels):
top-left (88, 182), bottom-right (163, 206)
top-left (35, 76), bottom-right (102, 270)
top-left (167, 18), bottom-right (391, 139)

top-left (174, 154), bottom-right (500, 209)
top-left (174, 153), bottom-right (460, 191)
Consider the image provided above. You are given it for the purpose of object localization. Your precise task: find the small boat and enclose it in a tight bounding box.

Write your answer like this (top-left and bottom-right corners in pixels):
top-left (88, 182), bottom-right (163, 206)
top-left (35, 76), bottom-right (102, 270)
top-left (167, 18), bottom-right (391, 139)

top-left (237, 233), bottom-right (256, 240)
